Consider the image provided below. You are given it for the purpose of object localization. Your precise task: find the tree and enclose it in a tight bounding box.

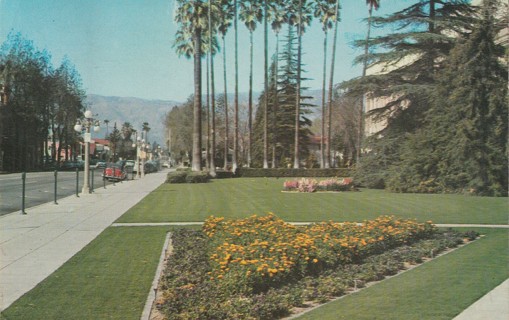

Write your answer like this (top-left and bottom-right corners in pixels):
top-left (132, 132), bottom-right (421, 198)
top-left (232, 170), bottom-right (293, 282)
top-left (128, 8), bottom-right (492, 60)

top-left (313, 0), bottom-right (336, 168)
top-left (218, 0), bottom-right (234, 170)
top-left (389, 0), bottom-right (508, 195)
top-left (357, 0), bottom-right (380, 164)
top-left (239, 0), bottom-right (262, 167)
top-left (164, 97), bottom-right (194, 164)
top-left (345, 0), bottom-right (476, 185)
top-left (233, 0), bottom-right (239, 172)
top-left (174, 0), bottom-right (210, 171)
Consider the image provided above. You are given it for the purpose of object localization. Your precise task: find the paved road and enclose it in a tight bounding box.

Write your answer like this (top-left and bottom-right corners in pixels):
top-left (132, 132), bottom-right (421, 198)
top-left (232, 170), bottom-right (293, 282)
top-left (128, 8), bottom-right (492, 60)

top-left (0, 170), bottom-right (135, 215)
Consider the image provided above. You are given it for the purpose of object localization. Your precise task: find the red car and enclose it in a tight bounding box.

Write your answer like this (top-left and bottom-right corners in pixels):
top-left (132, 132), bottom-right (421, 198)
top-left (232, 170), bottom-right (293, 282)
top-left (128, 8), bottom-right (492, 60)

top-left (103, 163), bottom-right (127, 181)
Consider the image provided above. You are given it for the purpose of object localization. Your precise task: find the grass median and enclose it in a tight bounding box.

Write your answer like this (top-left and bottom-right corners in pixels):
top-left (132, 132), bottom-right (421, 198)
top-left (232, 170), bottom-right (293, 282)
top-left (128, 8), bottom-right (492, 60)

top-left (117, 178), bottom-right (507, 224)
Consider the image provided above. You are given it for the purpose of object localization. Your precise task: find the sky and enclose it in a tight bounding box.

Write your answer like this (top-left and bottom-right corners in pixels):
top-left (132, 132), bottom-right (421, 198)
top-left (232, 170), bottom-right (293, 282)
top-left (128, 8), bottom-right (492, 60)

top-left (0, 0), bottom-right (412, 103)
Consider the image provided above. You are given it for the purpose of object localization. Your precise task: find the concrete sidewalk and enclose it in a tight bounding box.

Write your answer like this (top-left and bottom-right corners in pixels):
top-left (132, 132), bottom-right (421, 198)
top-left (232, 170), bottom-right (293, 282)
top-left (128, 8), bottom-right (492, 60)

top-left (453, 278), bottom-right (509, 320)
top-left (0, 170), bottom-right (167, 311)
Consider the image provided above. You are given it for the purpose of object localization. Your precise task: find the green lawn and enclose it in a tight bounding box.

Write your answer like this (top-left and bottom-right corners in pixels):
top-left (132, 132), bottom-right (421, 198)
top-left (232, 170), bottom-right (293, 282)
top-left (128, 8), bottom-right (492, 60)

top-left (297, 228), bottom-right (508, 320)
top-left (1, 227), bottom-right (169, 320)
top-left (117, 178), bottom-right (508, 224)
top-left (2, 178), bottom-right (507, 320)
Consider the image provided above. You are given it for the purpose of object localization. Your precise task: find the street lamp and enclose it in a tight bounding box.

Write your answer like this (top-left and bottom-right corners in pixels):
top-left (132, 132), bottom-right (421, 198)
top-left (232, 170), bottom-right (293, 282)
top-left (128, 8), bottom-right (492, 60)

top-left (74, 110), bottom-right (100, 194)
top-left (132, 136), bottom-right (145, 178)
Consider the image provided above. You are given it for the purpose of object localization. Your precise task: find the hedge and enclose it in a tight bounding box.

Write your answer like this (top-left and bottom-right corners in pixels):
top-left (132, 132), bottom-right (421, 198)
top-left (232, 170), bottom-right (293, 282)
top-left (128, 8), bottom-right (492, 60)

top-left (166, 171), bottom-right (209, 184)
top-left (236, 168), bottom-right (352, 178)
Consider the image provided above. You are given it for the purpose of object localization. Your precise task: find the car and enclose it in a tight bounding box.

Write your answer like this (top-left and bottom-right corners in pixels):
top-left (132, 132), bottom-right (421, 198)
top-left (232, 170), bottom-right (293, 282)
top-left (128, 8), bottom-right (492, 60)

top-left (95, 161), bottom-right (106, 169)
top-left (162, 161), bottom-right (170, 168)
top-left (102, 163), bottom-right (127, 181)
top-left (144, 161), bottom-right (157, 173)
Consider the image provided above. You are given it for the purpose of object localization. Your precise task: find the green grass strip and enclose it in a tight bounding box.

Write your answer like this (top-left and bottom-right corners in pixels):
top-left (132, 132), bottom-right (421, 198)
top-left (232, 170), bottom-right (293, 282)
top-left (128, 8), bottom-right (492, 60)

top-left (1, 226), bottom-right (169, 320)
top-left (296, 228), bottom-right (509, 320)
top-left (117, 178), bottom-right (508, 224)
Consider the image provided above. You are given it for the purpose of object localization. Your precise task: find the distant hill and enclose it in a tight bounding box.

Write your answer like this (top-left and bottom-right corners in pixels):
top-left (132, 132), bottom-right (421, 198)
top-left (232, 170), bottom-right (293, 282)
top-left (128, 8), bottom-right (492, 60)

top-left (86, 94), bottom-right (181, 146)
top-left (85, 89), bottom-right (323, 147)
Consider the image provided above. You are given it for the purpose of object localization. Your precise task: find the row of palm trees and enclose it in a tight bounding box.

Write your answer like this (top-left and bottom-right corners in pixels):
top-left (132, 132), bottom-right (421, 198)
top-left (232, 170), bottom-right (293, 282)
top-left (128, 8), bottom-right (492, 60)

top-left (173, 0), bottom-right (380, 172)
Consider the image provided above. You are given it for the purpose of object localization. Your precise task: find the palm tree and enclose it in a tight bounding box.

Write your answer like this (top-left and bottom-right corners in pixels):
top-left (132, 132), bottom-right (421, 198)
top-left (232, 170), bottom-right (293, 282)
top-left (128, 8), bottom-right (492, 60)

top-left (208, 0), bottom-right (218, 176)
top-left (314, 0), bottom-right (336, 168)
top-left (268, 1), bottom-right (285, 168)
top-left (142, 121), bottom-right (150, 142)
top-left (104, 119), bottom-right (110, 138)
top-left (357, 0), bottom-right (380, 164)
top-left (325, 0), bottom-right (340, 168)
top-left (262, 0), bottom-right (269, 168)
top-left (232, 0), bottom-right (239, 172)
top-left (174, 0), bottom-right (209, 171)
top-left (239, 0), bottom-right (262, 168)
top-left (218, 0), bottom-right (234, 170)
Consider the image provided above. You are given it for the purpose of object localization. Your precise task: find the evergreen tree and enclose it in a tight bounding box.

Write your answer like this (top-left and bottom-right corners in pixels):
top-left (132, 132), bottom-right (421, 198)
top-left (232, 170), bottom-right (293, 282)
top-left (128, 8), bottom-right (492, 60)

top-left (389, 0), bottom-right (508, 196)
top-left (252, 26), bottom-right (314, 167)
top-left (346, 0), bottom-right (476, 187)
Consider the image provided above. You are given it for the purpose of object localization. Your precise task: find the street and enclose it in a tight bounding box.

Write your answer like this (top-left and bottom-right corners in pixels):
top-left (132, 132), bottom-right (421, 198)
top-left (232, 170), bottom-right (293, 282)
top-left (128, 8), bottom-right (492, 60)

top-left (0, 169), bottom-right (134, 215)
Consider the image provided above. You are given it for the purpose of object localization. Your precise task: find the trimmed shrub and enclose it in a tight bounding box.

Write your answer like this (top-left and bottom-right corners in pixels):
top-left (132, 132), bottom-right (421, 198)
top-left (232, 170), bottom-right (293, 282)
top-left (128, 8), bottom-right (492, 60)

top-left (185, 171), bottom-right (210, 183)
top-left (166, 171), bottom-right (187, 184)
top-left (214, 170), bottom-right (235, 179)
top-left (237, 168), bottom-right (352, 178)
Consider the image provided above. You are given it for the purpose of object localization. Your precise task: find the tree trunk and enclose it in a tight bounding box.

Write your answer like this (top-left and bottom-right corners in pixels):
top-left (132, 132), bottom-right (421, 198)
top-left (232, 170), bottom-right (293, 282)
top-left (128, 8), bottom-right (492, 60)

top-left (263, 0), bottom-right (269, 169)
top-left (326, 0), bottom-right (340, 168)
top-left (192, 29), bottom-right (203, 172)
top-left (248, 31), bottom-right (253, 167)
top-left (358, 4), bottom-right (374, 165)
top-left (320, 29), bottom-right (328, 168)
top-left (222, 35), bottom-right (229, 170)
top-left (208, 0), bottom-right (216, 176)
top-left (271, 33), bottom-right (279, 168)
top-left (293, 0), bottom-right (302, 169)
top-left (233, 0), bottom-right (239, 172)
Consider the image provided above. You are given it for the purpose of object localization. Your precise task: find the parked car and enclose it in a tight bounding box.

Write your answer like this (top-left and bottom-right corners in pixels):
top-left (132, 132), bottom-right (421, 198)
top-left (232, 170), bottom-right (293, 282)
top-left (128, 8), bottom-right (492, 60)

top-left (102, 163), bottom-right (127, 181)
top-left (144, 161), bottom-right (158, 173)
top-left (95, 161), bottom-right (106, 169)
top-left (162, 161), bottom-right (170, 168)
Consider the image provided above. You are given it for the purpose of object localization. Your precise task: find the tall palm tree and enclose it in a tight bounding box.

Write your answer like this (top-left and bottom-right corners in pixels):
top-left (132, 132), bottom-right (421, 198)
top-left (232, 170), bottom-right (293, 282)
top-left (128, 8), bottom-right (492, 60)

top-left (326, 0), bottom-right (340, 168)
top-left (232, 0), bottom-right (239, 172)
top-left (314, 0), bottom-right (336, 168)
top-left (218, 0), bottom-right (234, 170)
top-left (239, 0), bottom-right (262, 168)
top-left (357, 0), bottom-right (380, 164)
top-left (263, 0), bottom-right (269, 168)
top-left (269, 1), bottom-right (285, 168)
top-left (142, 121), bottom-right (150, 142)
top-left (104, 119), bottom-right (110, 138)
top-left (293, 0), bottom-right (303, 169)
top-left (174, 0), bottom-right (209, 171)
top-left (208, 0), bottom-right (218, 176)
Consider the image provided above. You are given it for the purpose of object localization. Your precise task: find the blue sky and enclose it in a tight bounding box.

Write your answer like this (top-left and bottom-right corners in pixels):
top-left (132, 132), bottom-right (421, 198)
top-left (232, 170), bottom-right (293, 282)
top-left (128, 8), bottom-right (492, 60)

top-left (0, 0), bottom-right (411, 103)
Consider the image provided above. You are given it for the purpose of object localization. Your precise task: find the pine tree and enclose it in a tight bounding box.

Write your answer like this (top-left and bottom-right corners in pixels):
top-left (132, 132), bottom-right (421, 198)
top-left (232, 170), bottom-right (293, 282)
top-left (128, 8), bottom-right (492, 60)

top-left (387, 0), bottom-right (508, 196)
top-left (346, 0), bottom-right (477, 188)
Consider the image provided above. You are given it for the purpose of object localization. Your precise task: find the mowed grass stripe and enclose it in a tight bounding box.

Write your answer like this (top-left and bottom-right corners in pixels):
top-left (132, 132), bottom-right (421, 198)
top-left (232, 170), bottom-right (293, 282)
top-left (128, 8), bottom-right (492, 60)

top-left (117, 178), bottom-right (508, 224)
top-left (296, 228), bottom-right (509, 320)
top-left (1, 227), bottom-right (169, 320)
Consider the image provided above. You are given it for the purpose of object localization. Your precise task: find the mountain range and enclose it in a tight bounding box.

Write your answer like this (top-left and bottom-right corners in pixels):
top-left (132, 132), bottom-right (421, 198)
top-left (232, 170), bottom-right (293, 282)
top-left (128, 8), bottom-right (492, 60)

top-left (86, 90), bottom-right (323, 147)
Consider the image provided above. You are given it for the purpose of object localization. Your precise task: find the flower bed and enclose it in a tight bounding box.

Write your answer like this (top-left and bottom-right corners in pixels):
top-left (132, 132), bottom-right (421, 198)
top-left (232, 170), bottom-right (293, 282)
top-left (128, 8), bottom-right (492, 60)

top-left (156, 215), bottom-right (475, 320)
top-left (283, 178), bottom-right (354, 192)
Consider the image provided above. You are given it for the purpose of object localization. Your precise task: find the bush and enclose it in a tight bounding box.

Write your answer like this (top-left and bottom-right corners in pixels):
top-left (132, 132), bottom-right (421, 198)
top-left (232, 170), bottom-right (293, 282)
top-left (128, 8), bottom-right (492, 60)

top-left (185, 172), bottom-right (210, 183)
top-left (166, 171), bottom-right (187, 184)
top-left (237, 168), bottom-right (352, 178)
top-left (166, 171), bottom-right (210, 184)
top-left (214, 170), bottom-right (236, 179)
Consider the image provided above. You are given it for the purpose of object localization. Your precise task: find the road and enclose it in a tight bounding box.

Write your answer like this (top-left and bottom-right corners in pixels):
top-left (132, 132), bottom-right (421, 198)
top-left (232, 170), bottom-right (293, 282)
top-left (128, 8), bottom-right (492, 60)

top-left (0, 170), bottom-right (135, 215)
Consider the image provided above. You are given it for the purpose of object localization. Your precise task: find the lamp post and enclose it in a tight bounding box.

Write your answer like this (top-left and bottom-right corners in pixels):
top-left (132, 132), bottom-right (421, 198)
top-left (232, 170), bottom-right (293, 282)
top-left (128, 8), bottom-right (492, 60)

top-left (74, 110), bottom-right (100, 194)
top-left (132, 136), bottom-right (145, 178)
